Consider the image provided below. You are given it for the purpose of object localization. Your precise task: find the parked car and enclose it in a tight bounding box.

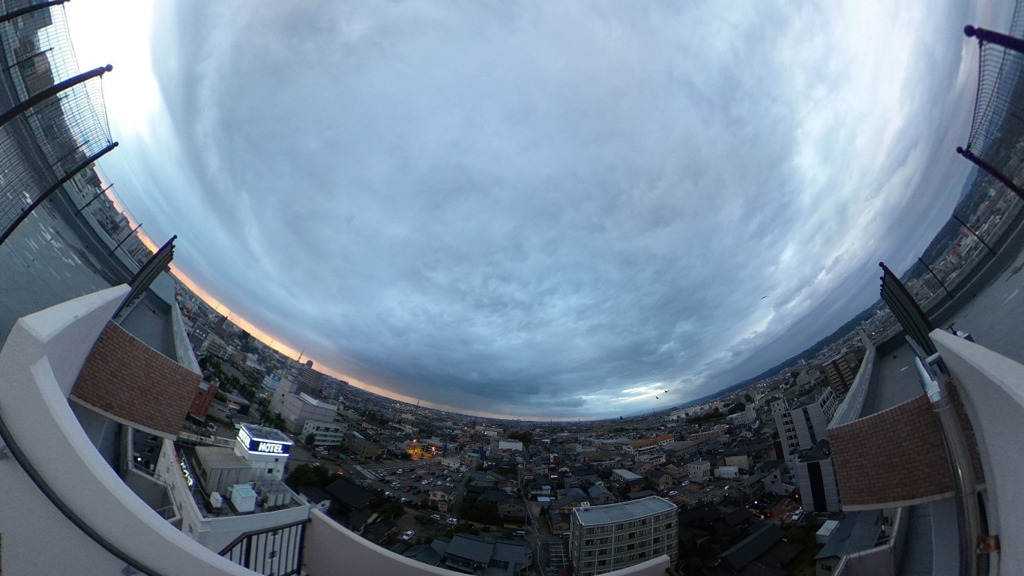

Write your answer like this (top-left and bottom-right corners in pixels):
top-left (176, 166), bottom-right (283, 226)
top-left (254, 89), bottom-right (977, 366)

top-left (430, 514), bottom-right (441, 521)
top-left (402, 530), bottom-right (415, 541)
top-left (447, 517), bottom-right (458, 525)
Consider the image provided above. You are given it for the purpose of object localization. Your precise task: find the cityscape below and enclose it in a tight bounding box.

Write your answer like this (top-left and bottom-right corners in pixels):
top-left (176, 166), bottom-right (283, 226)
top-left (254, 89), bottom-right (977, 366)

top-left (2, 2), bottom-right (1024, 576)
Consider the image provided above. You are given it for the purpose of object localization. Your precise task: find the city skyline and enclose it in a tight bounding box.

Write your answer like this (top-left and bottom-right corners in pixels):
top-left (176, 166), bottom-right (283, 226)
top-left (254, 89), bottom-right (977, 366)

top-left (66, 0), bottom-right (1013, 419)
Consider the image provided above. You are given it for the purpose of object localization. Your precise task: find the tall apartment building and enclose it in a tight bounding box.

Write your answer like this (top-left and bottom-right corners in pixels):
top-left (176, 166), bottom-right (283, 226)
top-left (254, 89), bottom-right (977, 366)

top-left (298, 363), bottom-right (325, 397)
top-left (793, 440), bottom-right (841, 513)
top-left (569, 497), bottom-right (678, 576)
top-left (771, 386), bottom-right (839, 459)
top-left (821, 353), bottom-right (858, 397)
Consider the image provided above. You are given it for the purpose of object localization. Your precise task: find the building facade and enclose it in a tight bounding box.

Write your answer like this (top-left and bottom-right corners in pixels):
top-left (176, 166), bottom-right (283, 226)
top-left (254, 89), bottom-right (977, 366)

top-left (771, 386), bottom-right (840, 459)
top-left (569, 497), bottom-right (678, 576)
top-left (793, 441), bottom-right (842, 513)
top-left (302, 419), bottom-right (348, 447)
top-left (276, 392), bottom-right (338, 434)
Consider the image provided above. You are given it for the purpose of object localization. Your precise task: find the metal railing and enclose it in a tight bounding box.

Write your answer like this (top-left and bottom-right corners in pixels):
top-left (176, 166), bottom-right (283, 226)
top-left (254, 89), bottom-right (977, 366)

top-left (218, 519), bottom-right (309, 576)
top-left (878, 262), bottom-right (936, 359)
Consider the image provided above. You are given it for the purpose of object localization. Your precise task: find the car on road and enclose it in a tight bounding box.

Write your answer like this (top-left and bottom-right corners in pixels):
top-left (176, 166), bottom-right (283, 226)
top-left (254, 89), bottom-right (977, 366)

top-left (447, 517), bottom-right (458, 525)
top-left (430, 514), bottom-right (441, 521)
top-left (402, 530), bottom-right (415, 541)
top-left (668, 491), bottom-right (677, 496)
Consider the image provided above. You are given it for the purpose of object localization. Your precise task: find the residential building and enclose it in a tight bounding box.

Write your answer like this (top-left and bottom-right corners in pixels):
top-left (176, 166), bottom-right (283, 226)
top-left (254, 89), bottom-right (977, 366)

top-left (498, 439), bottom-right (524, 451)
top-left (276, 391), bottom-right (338, 434)
top-left (771, 387), bottom-right (839, 459)
top-left (685, 460), bottom-right (711, 483)
top-left (822, 354), bottom-right (858, 397)
top-left (793, 440), bottom-right (841, 514)
top-left (344, 430), bottom-right (382, 459)
top-left (569, 497), bottom-right (678, 576)
top-left (298, 364), bottom-right (325, 398)
top-left (301, 419), bottom-right (347, 447)
top-left (189, 380), bottom-right (218, 422)
top-left (438, 533), bottom-right (532, 575)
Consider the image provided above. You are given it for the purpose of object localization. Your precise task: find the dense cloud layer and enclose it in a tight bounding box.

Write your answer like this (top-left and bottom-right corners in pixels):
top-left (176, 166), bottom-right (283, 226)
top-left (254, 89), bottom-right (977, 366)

top-left (68, 1), bottom-right (1010, 418)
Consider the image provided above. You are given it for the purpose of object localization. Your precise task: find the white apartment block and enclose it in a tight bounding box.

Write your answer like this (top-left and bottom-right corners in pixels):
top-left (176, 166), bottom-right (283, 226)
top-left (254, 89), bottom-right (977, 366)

top-left (276, 392), bottom-right (338, 434)
top-left (302, 419), bottom-right (348, 446)
top-left (685, 460), bottom-right (711, 483)
top-left (771, 386), bottom-right (839, 458)
top-left (569, 497), bottom-right (678, 576)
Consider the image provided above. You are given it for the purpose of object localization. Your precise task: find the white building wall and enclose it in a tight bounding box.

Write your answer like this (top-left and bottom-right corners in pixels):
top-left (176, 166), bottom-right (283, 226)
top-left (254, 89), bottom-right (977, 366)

top-left (278, 393), bottom-right (337, 434)
top-left (0, 287), bottom-right (255, 576)
top-left (686, 461), bottom-right (710, 482)
top-left (302, 419), bottom-right (347, 446)
top-left (158, 438), bottom-right (310, 552)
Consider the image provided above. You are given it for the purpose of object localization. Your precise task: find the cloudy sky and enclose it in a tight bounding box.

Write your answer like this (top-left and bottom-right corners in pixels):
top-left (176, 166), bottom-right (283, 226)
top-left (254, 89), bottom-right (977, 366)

top-left (66, 1), bottom-right (1012, 420)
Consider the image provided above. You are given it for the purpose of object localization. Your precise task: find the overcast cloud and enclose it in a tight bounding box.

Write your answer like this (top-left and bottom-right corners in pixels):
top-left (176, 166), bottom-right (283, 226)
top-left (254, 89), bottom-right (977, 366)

top-left (67, 0), bottom-right (1013, 419)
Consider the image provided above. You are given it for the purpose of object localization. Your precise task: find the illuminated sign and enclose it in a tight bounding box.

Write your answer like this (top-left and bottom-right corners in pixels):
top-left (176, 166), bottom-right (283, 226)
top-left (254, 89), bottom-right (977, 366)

top-left (237, 426), bottom-right (291, 455)
top-left (180, 459), bottom-right (194, 487)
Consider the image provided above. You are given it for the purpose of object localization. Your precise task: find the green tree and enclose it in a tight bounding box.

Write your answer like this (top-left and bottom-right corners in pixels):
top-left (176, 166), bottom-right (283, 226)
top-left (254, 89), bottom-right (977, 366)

top-left (743, 393), bottom-right (754, 404)
top-left (305, 433), bottom-right (317, 447)
top-left (380, 501), bottom-right (405, 521)
top-left (460, 499), bottom-right (501, 526)
top-left (286, 464), bottom-right (331, 489)
top-left (507, 431), bottom-right (534, 447)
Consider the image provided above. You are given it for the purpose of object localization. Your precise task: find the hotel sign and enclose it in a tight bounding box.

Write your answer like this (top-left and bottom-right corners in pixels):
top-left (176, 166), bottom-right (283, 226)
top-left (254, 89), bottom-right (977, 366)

top-left (238, 427), bottom-right (291, 455)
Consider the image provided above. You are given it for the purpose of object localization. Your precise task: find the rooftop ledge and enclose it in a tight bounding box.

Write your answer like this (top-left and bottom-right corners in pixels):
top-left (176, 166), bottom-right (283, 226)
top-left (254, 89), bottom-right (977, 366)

top-left (0, 286), bottom-right (673, 576)
top-left (0, 286), bottom-right (256, 576)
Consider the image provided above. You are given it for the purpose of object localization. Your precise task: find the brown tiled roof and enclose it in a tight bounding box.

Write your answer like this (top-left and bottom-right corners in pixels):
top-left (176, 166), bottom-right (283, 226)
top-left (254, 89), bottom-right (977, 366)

top-left (830, 394), bottom-right (952, 509)
top-left (71, 322), bottom-right (199, 438)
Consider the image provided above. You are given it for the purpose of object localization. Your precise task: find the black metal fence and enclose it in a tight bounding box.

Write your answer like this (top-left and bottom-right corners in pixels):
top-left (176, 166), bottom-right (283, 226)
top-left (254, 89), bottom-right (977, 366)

top-left (879, 262), bottom-right (937, 359)
top-left (960, 2), bottom-right (1024, 199)
top-left (0, 0), bottom-right (153, 269)
top-left (218, 519), bottom-right (308, 576)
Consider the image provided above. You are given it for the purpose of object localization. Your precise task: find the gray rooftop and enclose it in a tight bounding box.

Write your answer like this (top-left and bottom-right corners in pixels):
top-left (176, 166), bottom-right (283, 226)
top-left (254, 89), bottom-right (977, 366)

top-left (445, 534), bottom-right (495, 563)
top-left (815, 510), bottom-right (884, 561)
top-left (572, 496), bottom-right (675, 526)
top-left (195, 446), bottom-right (249, 470)
top-left (241, 424), bottom-right (292, 444)
top-left (798, 440), bottom-right (831, 463)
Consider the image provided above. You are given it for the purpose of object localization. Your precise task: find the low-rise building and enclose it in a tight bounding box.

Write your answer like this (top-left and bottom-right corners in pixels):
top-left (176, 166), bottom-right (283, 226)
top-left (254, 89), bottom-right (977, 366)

top-left (302, 419), bottom-right (347, 447)
top-left (685, 460), bottom-right (711, 483)
top-left (344, 430), bottom-right (382, 459)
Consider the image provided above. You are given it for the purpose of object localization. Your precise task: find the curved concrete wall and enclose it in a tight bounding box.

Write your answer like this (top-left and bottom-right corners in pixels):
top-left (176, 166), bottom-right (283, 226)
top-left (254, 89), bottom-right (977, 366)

top-left (0, 287), bottom-right (254, 576)
top-left (932, 329), bottom-right (1024, 576)
top-left (303, 509), bottom-right (671, 576)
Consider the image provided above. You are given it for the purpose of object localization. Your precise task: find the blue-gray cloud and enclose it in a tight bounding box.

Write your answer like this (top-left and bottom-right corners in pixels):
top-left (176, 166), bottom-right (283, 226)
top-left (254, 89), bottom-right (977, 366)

top-left (82, 0), bottom-right (1005, 418)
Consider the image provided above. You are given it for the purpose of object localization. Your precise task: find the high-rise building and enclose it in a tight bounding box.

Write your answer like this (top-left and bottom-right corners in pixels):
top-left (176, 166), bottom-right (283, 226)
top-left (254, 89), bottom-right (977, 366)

top-left (821, 354), bottom-right (858, 397)
top-left (793, 440), bottom-right (842, 513)
top-left (771, 387), bottom-right (839, 459)
top-left (299, 364), bottom-right (325, 397)
top-left (569, 497), bottom-right (678, 576)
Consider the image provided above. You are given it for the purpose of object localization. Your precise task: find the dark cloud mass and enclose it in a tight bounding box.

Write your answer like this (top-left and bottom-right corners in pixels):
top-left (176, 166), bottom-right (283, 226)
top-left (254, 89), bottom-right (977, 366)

top-left (91, 1), bottom-right (1000, 418)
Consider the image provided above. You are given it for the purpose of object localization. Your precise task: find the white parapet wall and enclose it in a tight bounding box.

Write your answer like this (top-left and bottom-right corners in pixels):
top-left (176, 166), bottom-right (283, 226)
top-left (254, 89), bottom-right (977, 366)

top-left (932, 329), bottom-right (1024, 576)
top-left (0, 286), bottom-right (256, 576)
top-left (303, 508), bottom-right (672, 576)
